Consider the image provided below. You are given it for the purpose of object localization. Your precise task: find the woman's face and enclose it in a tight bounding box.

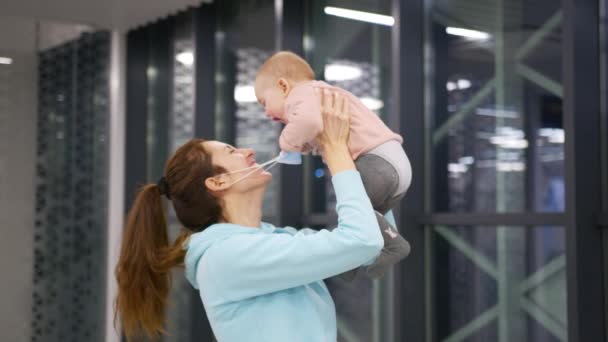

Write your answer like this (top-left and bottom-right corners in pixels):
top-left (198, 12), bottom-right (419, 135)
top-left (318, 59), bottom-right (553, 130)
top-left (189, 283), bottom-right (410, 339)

top-left (203, 141), bottom-right (272, 192)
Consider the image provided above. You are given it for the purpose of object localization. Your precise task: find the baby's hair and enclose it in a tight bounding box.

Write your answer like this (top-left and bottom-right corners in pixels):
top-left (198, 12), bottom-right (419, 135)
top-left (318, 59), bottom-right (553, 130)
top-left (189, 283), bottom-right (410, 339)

top-left (256, 51), bottom-right (315, 85)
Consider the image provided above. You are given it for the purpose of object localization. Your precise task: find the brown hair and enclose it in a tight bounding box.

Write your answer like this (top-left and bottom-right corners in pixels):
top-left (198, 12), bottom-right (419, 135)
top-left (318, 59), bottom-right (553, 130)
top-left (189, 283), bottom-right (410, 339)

top-left (114, 138), bottom-right (225, 340)
top-left (256, 51), bottom-right (315, 86)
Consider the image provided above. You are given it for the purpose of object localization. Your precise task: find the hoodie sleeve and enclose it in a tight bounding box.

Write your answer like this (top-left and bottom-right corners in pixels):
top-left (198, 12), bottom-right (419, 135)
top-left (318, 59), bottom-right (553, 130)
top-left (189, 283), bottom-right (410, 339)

top-left (279, 85), bottom-right (323, 152)
top-left (201, 170), bottom-right (383, 302)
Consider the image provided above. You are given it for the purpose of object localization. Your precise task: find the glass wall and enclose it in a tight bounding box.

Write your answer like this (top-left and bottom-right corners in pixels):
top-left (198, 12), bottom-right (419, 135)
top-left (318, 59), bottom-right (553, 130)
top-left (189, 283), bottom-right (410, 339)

top-left (305, 1), bottom-right (394, 341)
top-left (129, 1), bottom-right (280, 340)
top-left (166, 12), bottom-right (198, 342)
top-left (433, 225), bottom-right (566, 341)
top-left (305, 0), bottom-right (393, 216)
top-left (427, 0), bottom-right (564, 214)
top-left (215, 0), bottom-right (280, 221)
top-left (425, 0), bottom-right (567, 341)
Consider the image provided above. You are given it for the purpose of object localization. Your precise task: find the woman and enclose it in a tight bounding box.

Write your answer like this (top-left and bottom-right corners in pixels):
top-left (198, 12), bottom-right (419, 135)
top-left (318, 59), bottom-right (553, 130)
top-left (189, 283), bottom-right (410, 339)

top-left (115, 91), bottom-right (407, 341)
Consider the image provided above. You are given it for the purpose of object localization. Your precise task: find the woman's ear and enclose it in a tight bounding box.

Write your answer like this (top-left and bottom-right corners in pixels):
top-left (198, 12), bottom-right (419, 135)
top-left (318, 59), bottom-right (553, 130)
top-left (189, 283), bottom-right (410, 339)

top-left (277, 78), bottom-right (291, 97)
top-left (204, 176), bottom-right (229, 192)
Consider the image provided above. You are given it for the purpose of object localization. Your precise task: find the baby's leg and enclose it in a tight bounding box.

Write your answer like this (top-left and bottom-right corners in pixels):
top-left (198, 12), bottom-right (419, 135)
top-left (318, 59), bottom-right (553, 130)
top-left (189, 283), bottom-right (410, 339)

top-left (354, 141), bottom-right (412, 279)
top-left (354, 141), bottom-right (412, 213)
top-left (335, 211), bottom-right (411, 281)
top-left (365, 211), bottom-right (410, 278)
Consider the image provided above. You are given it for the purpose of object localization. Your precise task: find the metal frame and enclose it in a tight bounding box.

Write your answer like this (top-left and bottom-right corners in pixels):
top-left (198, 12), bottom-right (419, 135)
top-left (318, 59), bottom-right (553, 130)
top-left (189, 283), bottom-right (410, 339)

top-left (147, 17), bottom-right (172, 180)
top-left (600, 213), bottom-right (608, 228)
top-left (563, 0), bottom-right (606, 340)
top-left (433, 224), bottom-right (568, 342)
top-left (124, 27), bottom-right (149, 209)
top-left (600, 0), bottom-right (608, 335)
top-left (275, 0), bottom-right (304, 228)
top-left (194, 4), bottom-right (216, 140)
top-left (419, 213), bottom-right (566, 226)
top-left (392, 0), bottom-right (427, 341)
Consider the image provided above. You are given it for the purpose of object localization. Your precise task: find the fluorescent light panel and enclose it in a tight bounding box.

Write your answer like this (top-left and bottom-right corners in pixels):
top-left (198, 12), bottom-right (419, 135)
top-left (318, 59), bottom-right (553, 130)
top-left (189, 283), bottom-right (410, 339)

top-left (446, 27), bottom-right (490, 40)
top-left (324, 6), bottom-right (394, 26)
top-left (234, 85), bottom-right (257, 103)
top-left (324, 64), bottom-right (362, 81)
top-left (176, 52), bottom-right (194, 66)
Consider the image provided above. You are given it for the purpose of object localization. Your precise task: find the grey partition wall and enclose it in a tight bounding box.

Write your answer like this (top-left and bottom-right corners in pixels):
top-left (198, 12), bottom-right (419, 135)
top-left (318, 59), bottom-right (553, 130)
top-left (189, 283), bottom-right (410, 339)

top-left (33, 31), bottom-right (110, 342)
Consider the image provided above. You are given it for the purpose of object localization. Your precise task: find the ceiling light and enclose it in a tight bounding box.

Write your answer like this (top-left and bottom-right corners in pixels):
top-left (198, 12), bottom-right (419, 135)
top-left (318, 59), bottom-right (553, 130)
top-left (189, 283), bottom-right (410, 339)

top-left (324, 64), bottom-right (362, 81)
top-left (446, 27), bottom-right (490, 40)
top-left (176, 52), bottom-right (194, 66)
top-left (457, 79), bottom-right (471, 89)
top-left (0, 57), bottom-right (13, 65)
top-left (324, 6), bottom-right (394, 26)
top-left (360, 97), bottom-right (384, 111)
top-left (234, 85), bottom-right (257, 103)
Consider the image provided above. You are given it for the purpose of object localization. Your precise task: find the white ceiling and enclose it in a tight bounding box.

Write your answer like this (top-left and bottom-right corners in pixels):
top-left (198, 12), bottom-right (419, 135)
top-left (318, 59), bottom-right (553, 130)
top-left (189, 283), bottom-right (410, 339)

top-left (0, 0), bottom-right (207, 31)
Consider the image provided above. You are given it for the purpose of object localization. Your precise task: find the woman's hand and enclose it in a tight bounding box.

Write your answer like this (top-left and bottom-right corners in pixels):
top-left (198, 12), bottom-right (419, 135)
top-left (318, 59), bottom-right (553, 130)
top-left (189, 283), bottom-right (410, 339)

top-left (314, 89), bottom-right (356, 175)
top-left (315, 89), bottom-right (350, 149)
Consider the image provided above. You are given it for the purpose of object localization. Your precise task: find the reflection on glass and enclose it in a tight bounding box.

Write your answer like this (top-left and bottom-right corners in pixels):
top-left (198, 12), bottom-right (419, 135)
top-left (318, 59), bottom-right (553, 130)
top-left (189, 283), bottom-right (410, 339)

top-left (215, 0), bottom-right (279, 220)
top-left (165, 14), bottom-right (198, 342)
top-left (427, 0), bottom-right (564, 213)
top-left (306, 1), bottom-right (393, 341)
top-left (305, 0), bottom-right (393, 215)
top-left (234, 48), bottom-right (281, 219)
top-left (433, 225), bottom-right (567, 342)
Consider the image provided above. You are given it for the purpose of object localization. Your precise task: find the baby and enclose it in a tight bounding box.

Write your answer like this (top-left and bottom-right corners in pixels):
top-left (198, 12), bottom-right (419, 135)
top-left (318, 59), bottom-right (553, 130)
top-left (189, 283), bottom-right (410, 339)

top-left (255, 51), bottom-right (412, 279)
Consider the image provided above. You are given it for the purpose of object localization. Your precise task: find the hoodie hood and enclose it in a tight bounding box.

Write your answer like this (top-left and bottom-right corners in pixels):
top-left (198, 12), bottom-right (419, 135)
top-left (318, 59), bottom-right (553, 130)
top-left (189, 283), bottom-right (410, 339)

top-left (184, 222), bottom-right (276, 289)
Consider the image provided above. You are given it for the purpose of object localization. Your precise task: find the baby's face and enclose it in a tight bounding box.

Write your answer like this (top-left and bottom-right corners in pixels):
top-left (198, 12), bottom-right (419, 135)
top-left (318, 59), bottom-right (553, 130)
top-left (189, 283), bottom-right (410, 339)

top-left (255, 78), bottom-right (287, 123)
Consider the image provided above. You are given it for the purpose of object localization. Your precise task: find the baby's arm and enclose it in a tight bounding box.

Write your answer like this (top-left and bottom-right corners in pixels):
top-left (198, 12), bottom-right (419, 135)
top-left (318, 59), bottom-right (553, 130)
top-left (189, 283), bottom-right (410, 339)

top-left (279, 86), bottom-right (323, 152)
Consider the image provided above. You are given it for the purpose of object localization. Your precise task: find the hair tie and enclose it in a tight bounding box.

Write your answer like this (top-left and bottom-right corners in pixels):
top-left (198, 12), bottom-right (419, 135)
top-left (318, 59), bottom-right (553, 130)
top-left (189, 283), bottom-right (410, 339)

top-left (157, 177), bottom-right (171, 199)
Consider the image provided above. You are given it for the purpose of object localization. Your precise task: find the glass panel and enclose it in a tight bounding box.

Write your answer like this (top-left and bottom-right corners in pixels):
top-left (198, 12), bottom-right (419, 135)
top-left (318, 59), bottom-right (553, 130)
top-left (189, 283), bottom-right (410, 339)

top-left (215, 0), bottom-right (280, 221)
top-left (305, 0), bottom-right (393, 213)
top-left (305, 1), bottom-right (393, 341)
top-left (433, 225), bottom-right (567, 342)
top-left (165, 12), bottom-right (197, 342)
top-left (161, 2), bottom-right (279, 339)
top-left (426, 0), bottom-right (564, 213)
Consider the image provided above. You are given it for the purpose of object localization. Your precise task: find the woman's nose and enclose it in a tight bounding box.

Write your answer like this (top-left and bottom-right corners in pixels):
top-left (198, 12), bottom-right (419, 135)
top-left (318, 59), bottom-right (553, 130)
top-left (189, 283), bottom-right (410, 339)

top-left (238, 148), bottom-right (255, 158)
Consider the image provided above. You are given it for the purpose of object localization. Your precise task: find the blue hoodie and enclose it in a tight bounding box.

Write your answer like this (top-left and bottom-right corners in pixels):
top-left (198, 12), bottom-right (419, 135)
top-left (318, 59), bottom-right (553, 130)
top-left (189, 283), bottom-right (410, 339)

top-left (184, 170), bottom-right (384, 341)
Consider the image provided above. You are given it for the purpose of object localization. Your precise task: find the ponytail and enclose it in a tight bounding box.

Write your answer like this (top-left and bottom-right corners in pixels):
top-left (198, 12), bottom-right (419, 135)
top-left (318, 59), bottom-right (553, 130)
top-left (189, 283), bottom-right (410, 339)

top-left (114, 138), bottom-right (224, 340)
top-left (114, 184), bottom-right (191, 340)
